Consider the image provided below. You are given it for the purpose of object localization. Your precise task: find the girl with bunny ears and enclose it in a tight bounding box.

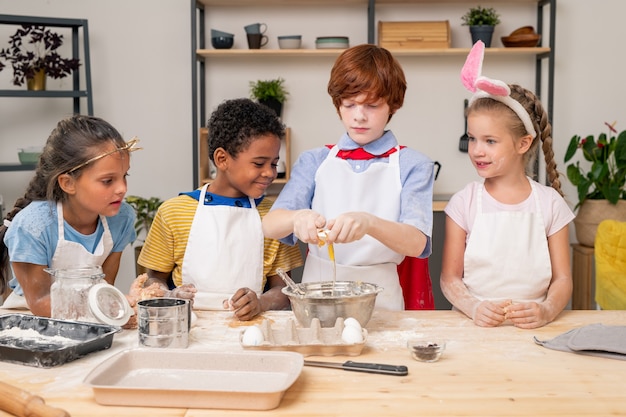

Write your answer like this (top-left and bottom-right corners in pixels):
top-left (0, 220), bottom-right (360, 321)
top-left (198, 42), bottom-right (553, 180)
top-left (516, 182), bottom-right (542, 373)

top-left (440, 41), bottom-right (574, 329)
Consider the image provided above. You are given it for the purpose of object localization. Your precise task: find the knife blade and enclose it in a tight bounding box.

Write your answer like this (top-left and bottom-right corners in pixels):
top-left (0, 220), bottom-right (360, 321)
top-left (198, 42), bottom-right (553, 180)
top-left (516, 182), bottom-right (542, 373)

top-left (304, 360), bottom-right (408, 376)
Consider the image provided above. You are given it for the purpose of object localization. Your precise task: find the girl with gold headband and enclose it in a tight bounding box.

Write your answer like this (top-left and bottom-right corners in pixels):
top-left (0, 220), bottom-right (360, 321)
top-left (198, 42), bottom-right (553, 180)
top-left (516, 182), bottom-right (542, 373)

top-left (0, 115), bottom-right (140, 316)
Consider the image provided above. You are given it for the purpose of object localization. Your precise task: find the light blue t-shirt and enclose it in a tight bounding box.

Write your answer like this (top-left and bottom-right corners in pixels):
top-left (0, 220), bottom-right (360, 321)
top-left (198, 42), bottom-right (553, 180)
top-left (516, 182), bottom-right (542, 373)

top-left (271, 130), bottom-right (434, 258)
top-left (4, 200), bottom-right (136, 295)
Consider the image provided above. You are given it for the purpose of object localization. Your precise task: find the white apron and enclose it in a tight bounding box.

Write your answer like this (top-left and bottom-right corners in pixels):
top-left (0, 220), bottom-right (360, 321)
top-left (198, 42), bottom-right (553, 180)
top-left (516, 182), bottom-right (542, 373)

top-left (3, 202), bottom-right (113, 309)
top-left (463, 181), bottom-right (552, 303)
top-left (181, 184), bottom-right (264, 310)
top-left (304, 145), bottom-right (404, 310)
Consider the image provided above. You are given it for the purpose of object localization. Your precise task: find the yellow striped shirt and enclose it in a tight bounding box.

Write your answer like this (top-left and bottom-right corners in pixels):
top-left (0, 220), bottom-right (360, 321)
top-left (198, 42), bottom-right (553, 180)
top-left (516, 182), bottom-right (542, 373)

top-left (137, 194), bottom-right (303, 287)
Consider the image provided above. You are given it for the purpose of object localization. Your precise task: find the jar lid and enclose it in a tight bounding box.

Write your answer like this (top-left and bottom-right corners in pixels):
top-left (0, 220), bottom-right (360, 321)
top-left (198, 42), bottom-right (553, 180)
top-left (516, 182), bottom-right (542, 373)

top-left (88, 283), bottom-right (132, 326)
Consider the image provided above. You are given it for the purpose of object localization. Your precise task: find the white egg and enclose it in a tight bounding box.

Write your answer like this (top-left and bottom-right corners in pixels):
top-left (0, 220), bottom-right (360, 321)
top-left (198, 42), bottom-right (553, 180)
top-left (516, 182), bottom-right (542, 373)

top-left (242, 325), bottom-right (265, 346)
top-left (341, 325), bottom-right (364, 344)
top-left (343, 317), bottom-right (362, 331)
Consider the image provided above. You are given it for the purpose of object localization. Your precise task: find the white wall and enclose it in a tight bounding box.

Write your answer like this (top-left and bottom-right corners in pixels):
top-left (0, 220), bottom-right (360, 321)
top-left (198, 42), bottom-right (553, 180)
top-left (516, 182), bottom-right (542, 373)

top-left (1, 0), bottom-right (624, 292)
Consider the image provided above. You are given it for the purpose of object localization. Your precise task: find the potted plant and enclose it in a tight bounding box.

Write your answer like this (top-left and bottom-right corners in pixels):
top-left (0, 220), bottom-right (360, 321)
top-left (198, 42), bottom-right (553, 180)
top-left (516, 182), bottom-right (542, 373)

top-left (249, 77), bottom-right (288, 118)
top-left (461, 6), bottom-right (501, 47)
top-left (125, 195), bottom-right (164, 275)
top-left (0, 24), bottom-right (80, 90)
top-left (564, 122), bottom-right (626, 246)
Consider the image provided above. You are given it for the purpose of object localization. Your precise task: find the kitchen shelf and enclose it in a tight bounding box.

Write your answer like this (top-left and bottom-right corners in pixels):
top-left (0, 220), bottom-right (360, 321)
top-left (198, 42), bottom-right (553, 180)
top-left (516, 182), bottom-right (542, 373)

top-left (197, 47), bottom-right (550, 58)
top-left (191, 0), bottom-right (556, 187)
top-left (0, 14), bottom-right (93, 173)
top-left (0, 163), bottom-right (37, 172)
top-left (0, 14), bottom-right (93, 115)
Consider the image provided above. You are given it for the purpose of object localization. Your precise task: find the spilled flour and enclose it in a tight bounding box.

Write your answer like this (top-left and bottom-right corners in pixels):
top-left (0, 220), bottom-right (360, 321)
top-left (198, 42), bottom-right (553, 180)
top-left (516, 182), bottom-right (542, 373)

top-left (0, 327), bottom-right (78, 347)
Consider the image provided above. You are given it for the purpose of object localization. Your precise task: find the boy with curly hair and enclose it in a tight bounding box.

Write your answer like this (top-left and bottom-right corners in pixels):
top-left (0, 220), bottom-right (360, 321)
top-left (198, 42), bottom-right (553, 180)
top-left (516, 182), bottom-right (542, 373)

top-left (137, 98), bottom-right (303, 321)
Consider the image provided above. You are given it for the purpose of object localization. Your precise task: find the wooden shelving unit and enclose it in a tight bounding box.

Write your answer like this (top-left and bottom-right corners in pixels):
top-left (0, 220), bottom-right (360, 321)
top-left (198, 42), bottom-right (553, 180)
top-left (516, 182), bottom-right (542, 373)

top-left (0, 14), bottom-right (93, 172)
top-left (191, 0), bottom-right (555, 188)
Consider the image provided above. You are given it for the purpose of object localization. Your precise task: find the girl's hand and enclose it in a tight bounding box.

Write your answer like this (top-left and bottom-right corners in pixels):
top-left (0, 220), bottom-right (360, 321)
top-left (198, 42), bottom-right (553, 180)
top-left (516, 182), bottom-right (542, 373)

top-left (223, 288), bottom-right (261, 321)
top-left (165, 283), bottom-right (197, 301)
top-left (472, 299), bottom-right (511, 327)
top-left (505, 302), bottom-right (550, 329)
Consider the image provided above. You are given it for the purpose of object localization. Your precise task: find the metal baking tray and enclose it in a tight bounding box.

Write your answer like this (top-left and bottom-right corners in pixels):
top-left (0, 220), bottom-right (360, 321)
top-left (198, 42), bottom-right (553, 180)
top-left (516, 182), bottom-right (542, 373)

top-left (84, 349), bottom-right (304, 410)
top-left (0, 313), bottom-right (121, 368)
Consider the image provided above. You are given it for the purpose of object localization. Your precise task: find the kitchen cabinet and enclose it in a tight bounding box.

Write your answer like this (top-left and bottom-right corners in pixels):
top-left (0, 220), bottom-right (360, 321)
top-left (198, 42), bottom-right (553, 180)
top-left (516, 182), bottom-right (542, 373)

top-left (0, 14), bottom-right (93, 172)
top-left (191, 0), bottom-right (556, 188)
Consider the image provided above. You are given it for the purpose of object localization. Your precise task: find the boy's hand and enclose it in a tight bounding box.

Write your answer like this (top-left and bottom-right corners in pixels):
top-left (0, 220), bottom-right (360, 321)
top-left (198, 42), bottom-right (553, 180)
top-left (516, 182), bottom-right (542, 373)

top-left (224, 288), bottom-right (261, 321)
top-left (293, 209), bottom-right (327, 244)
top-left (326, 212), bottom-right (372, 243)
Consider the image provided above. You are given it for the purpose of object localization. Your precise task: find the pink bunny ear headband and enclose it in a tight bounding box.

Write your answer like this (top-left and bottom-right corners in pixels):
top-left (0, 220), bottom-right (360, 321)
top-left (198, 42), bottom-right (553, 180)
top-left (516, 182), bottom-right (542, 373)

top-left (460, 40), bottom-right (537, 139)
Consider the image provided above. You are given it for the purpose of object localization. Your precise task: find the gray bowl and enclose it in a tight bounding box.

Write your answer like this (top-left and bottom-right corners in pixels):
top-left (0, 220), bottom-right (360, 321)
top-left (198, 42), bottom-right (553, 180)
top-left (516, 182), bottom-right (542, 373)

top-left (211, 36), bottom-right (234, 49)
top-left (282, 281), bottom-right (382, 328)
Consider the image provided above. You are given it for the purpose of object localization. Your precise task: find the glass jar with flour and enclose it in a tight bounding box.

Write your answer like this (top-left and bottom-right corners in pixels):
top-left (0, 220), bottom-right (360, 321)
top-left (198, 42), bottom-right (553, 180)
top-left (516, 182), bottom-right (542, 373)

top-left (46, 266), bottom-right (131, 326)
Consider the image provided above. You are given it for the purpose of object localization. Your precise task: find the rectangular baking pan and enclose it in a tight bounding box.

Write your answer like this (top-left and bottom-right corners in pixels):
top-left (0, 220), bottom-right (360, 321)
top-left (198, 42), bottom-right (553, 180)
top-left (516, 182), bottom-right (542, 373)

top-left (84, 349), bottom-right (304, 410)
top-left (0, 313), bottom-right (121, 368)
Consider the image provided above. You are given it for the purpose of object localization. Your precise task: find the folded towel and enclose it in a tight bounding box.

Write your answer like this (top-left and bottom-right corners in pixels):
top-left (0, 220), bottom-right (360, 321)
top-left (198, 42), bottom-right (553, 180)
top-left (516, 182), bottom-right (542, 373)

top-left (534, 323), bottom-right (626, 361)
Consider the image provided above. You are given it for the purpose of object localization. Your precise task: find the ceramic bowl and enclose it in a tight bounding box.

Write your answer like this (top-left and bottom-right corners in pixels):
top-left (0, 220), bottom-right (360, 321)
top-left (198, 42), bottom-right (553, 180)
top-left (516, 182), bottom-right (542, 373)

top-left (211, 29), bottom-right (234, 38)
top-left (211, 36), bottom-right (234, 49)
top-left (510, 25), bottom-right (535, 36)
top-left (17, 147), bottom-right (43, 165)
top-left (315, 36), bottom-right (349, 49)
top-left (278, 35), bottom-right (302, 49)
top-left (407, 338), bottom-right (446, 362)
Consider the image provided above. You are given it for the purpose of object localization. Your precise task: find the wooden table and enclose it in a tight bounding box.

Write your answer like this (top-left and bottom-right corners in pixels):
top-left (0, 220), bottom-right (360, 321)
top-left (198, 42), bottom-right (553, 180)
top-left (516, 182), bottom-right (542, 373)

top-left (1, 308), bottom-right (625, 417)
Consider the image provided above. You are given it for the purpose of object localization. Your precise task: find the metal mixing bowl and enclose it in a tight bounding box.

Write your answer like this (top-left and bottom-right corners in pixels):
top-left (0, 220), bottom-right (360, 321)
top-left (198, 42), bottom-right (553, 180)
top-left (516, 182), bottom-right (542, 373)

top-left (282, 281), bottom-right (382, 328)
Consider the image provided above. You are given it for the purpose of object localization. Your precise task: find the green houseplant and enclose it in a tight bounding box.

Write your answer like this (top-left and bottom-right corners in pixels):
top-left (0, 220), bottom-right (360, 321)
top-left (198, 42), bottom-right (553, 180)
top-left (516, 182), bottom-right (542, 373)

top-left (564, 122), bottom-right (626, 207)
top-left (125, 195), bottom-right (164, 275)
top-left (0, 24), bottom-right (80, 89)
top-left (249, 77), bottom-right (288, 117)
top-left (461, 6), bottom-right (501, 47)
top-left (125, 195), bottom-right (163, 242)
top-left (564, 122), bottom-right (626, 246)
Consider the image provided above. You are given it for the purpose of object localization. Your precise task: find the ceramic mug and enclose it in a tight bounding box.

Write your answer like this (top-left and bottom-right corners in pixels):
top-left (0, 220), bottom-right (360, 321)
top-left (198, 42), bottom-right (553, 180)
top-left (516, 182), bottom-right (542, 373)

top-left (247, 33), bottom-right (269, 49)
top-left (244, 23), bottom-right (267, 35)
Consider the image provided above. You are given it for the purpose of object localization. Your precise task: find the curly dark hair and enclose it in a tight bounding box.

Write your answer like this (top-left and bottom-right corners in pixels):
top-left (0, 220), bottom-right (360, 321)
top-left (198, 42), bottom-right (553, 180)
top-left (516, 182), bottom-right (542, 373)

top-left (207, 98), bottom-right (285, 163)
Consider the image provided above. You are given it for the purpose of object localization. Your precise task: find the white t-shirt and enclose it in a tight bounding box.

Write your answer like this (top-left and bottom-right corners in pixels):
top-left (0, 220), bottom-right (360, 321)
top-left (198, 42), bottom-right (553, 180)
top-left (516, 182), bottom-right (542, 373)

top-left (444, 179), bottom-right (575, 241)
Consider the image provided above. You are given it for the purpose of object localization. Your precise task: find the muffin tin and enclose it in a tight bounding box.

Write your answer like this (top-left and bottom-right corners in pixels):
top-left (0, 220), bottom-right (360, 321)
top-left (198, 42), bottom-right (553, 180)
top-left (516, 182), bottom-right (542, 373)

top-left (240, 317), bottom-right (367, 356)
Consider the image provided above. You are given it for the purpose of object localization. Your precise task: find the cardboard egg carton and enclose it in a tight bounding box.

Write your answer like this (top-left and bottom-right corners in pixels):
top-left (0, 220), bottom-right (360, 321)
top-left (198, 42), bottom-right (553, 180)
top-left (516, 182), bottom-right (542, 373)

top-left (240, 317), bottom-right (367, 357)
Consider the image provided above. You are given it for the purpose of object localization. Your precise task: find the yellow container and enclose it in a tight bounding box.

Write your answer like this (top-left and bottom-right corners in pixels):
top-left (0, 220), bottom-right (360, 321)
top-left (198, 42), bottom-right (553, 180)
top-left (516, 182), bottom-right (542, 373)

top-left (378, 21), bottom-right (451, 49)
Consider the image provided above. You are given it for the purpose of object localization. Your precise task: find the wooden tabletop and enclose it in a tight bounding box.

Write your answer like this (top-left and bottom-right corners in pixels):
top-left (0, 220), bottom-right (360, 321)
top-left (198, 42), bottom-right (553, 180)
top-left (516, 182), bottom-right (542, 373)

top-left (0, 308), bottom-right (625, 416)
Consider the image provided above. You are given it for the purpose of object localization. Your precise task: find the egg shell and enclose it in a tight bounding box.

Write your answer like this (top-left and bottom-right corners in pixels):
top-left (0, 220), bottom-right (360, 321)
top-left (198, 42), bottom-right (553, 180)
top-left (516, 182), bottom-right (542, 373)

top-left (341, 325), bottom-right (364, 344)
top-left (242, 325), bottom-right (265, 346)
top-left (343, 317), bottom-right (362, 331)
